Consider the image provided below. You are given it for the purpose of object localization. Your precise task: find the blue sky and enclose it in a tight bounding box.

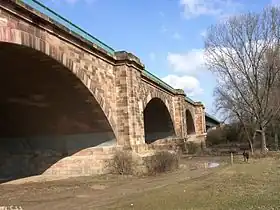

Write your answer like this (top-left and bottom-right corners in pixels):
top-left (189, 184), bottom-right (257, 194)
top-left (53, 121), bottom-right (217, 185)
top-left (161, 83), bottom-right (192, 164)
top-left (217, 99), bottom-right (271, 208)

top-left (40, 0), bottom-right (274, 119)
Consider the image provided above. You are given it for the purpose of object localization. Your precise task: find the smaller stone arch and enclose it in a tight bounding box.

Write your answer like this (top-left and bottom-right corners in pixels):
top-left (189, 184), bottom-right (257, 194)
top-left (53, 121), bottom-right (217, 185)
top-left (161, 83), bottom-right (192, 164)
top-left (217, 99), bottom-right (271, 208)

top-left (143, 97), bottom-right (176, 144)
top-left (186, 109), bottom-right (196, 135)
top-left (142, 91), bottom-right (174, 122)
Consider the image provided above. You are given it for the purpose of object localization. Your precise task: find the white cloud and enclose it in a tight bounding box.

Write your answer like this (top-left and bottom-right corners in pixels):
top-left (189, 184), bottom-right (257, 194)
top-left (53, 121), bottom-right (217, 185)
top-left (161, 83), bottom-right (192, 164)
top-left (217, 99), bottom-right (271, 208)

top-left (149, 52), bottom-right (156, 61)
top-left (162, 74), bottom-right (203, 96)
top-left (271, 0), bottom-right (280, 5)
top-left (167, 49), bottom-right (205, 74)
top-left (172, 32), bottom-right (182, 40)
top-left (179, 0), bottom-right (242, 19)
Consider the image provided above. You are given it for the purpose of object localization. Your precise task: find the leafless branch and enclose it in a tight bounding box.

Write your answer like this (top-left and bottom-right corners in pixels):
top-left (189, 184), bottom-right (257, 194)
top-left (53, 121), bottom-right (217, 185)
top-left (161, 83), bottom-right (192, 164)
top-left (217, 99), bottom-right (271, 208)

top-left (204, 6), bottom-right (280, 152)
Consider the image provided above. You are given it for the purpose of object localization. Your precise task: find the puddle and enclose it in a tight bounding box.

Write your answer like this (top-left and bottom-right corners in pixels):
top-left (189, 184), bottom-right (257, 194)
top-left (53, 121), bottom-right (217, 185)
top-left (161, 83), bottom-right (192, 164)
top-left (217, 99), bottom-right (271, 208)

top-left (90, 184), bottom-right (107, 190)
top-left (76, 194), bottom-right (90, 198)
top-left (208, 162), bottom-right (220, 168)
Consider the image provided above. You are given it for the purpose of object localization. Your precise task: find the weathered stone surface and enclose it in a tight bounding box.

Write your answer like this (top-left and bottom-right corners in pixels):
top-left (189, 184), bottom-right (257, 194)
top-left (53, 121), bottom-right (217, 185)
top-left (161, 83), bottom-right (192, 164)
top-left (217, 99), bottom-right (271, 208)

top-left (0, 1), bottom-right (207, 177)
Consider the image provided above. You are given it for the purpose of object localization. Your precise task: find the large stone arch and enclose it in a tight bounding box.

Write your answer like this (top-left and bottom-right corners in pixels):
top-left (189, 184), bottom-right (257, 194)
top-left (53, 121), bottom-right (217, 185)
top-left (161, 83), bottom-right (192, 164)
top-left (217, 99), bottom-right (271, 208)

top-left (0, 19), bottom-right (117, 180)
top-left (143, 97), bottom-right (176, 144)
top-left (0, 24), bottom-right (116, 134)
top-left (186, 109), bottom-right (196, 135)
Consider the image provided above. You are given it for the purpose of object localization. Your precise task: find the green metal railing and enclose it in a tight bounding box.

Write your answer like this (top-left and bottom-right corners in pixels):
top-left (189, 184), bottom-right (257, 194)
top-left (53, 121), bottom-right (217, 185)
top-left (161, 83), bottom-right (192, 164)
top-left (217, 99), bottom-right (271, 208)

top-left (143, 70), bottom-right (175, 93)
top-left (17, 0), bottom-right (202, 109)
top-left (205, 112), bottom-right (220, 124)
top-left (143, 70), bottom-right (196, 105)
top-left (19, 0), bottom-right (115, 55)
top-left (185, 96), bottom-right (195, 105)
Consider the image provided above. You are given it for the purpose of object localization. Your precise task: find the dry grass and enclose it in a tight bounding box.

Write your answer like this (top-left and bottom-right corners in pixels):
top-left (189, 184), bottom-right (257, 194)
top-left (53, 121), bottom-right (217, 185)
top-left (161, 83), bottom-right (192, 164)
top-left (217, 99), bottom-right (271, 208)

top-left (109, 156), bottom-right (280, 210)
top-left (144, 151), bottom-right (180, 175)
top-left (106, 150), bottom-right (181, 176)
top-left (1, 155), bottom-right (279, 210)
top-left (105, 150), bottom-right (134, 175)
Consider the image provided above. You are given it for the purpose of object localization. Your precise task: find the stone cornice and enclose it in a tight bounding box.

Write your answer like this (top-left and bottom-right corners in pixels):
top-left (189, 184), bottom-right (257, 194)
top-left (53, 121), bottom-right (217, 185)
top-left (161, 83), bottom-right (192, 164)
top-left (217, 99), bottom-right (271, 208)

top-left (174, 89), bottom-right (186, 97)
top-left (114, 51), bottom-right (145, 71)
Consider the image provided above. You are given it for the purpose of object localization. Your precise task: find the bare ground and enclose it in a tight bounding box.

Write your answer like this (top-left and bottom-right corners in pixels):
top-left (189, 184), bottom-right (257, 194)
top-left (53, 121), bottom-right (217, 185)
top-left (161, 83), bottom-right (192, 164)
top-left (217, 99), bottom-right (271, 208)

top-left (0, 156), bottom-right (227, 210)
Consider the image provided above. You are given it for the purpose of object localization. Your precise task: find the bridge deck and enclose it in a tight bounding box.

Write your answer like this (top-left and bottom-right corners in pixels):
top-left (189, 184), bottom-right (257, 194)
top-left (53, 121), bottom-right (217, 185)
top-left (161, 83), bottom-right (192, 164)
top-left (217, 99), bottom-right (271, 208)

top-left (10, 0), bottom-right (218, 122)
top-left (17, 1), bottom-right (197, 103)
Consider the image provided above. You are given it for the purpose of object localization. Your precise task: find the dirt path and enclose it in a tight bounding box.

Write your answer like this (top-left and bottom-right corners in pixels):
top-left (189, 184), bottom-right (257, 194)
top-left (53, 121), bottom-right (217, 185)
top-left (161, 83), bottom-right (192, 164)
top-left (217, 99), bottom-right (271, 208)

top-left (0, 156), bottom-right (227, 210)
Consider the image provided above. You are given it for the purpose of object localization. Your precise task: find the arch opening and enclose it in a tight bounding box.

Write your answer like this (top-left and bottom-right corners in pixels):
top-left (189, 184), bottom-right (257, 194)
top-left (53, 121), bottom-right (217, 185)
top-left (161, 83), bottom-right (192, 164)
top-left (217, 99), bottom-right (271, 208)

top-left (186, 110), bottom-right (195, 135)
top-left (0, 42), bottom-right (116, 182)
top-left (143, 98), bottom-right (176, 144)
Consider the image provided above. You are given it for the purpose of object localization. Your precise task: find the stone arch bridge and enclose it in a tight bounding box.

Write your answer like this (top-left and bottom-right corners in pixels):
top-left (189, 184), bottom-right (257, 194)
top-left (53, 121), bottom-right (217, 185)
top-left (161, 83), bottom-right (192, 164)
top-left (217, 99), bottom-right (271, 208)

top-left (0, 0), bottom-right (219, 179)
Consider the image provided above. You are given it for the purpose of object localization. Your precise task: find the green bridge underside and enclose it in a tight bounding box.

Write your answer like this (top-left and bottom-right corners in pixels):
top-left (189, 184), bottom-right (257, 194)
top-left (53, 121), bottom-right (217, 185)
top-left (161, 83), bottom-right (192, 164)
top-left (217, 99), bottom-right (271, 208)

top-left (205, 113), bottom-right (220, 126)
top-left (17, 0), bottom-right (219, 124)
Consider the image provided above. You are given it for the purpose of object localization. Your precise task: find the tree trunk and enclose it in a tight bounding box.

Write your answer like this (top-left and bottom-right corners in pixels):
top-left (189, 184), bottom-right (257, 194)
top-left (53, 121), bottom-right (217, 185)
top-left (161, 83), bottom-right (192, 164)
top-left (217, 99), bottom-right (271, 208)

top-left (248, 139), bottom-right (254, 154)
top-left (252, 130), bottom-right (256, 146)
top-left (275, 132), bottom-right (279, 151)
top-left (260, 128), bottom-right (267, 153)
top-left (243, 125), bottom-right (254, 155)
top-left (250, 131), bottom-right (256, 155)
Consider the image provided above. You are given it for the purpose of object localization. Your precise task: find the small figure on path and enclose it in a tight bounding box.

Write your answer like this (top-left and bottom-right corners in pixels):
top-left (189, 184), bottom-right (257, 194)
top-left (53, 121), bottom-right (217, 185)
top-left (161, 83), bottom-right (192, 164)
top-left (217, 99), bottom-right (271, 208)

top-left (243, 150), bottom-right (249, 162)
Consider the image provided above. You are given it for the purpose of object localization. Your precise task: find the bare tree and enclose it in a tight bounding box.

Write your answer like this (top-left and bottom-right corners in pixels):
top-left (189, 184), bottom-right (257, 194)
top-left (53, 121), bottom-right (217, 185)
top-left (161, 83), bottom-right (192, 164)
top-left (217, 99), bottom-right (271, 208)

top-left (214, 87), bottom-right (257, 154)
top-left (204, 6), bottom-right (280, 153)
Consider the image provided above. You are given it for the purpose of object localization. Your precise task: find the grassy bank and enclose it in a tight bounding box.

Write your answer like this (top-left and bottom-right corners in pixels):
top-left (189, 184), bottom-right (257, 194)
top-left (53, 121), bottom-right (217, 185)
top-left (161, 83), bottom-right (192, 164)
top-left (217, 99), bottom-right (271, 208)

top-left (109, 157), bottom-right (280, 210)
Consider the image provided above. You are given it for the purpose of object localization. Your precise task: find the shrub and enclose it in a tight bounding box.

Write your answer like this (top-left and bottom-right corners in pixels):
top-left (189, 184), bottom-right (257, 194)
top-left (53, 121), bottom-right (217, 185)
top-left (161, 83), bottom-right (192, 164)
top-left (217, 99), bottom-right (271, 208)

top-left (177, 141), bottom-right (202, 154)
top-left (185, 141), bottom-right (202, 154)
top-left (107, 150), bottom-right (134, 175)
top-left (144, 151), bottom-right (180, 175)
top-left (206, 128), bottom-right (226, 146)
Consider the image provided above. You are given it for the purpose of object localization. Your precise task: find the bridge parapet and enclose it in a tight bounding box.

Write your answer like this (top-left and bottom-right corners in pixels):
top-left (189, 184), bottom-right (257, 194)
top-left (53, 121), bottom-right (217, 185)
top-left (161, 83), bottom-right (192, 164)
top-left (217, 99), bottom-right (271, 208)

top-left (15, 0), bottom-right (115, 55)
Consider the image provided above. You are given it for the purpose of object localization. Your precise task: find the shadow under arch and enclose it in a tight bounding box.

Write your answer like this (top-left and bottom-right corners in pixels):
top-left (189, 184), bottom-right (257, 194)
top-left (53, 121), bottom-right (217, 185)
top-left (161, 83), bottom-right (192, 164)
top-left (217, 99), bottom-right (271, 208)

top-left (0, 42), bottom-right (116, 183)
top-left (143, 98), bottom-right (176, 144)
top-left (186, 109), bottom-right (196, 135)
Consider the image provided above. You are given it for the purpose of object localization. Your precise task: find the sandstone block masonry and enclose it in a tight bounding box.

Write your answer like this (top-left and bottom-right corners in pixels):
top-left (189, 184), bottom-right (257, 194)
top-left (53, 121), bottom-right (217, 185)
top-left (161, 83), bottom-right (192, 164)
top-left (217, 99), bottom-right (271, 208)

top-left (0, 0), bottom-right (206, 176)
